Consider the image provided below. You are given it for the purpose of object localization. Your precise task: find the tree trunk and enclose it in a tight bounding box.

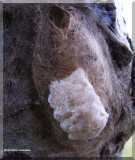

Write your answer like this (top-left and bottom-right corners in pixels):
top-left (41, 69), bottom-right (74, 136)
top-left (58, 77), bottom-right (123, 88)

top-left (3, 2), bottom-right (135, 158)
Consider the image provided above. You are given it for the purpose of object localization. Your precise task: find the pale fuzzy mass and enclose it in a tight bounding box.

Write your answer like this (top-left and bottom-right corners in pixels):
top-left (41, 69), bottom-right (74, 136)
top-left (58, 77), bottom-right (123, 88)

top-left (48, 68), bottom-right (109, 140)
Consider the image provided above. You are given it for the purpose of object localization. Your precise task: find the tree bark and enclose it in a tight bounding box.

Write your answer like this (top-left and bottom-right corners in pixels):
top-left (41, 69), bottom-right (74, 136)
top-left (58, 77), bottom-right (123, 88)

top-left (3, 3), bottom-right (135, 158)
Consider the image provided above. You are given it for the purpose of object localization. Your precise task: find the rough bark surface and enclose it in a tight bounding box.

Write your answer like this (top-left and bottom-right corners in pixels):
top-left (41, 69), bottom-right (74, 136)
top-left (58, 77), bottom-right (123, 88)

top-left (3, 3), bottom-right (135, 158)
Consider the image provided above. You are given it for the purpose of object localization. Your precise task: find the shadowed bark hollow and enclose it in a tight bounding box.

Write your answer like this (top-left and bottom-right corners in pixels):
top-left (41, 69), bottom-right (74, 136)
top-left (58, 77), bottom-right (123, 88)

top-left (3, 2), bottom-right (135, 158)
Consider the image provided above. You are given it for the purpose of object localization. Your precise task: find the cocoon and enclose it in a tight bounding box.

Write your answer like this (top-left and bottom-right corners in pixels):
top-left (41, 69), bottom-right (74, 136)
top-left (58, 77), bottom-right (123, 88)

top-left (48, 68), bottom-right (109, 140)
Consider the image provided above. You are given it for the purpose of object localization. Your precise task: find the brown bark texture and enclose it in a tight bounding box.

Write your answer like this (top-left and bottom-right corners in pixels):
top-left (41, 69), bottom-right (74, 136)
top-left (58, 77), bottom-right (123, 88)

top-left (3, 3), bottom-right (135, 159)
